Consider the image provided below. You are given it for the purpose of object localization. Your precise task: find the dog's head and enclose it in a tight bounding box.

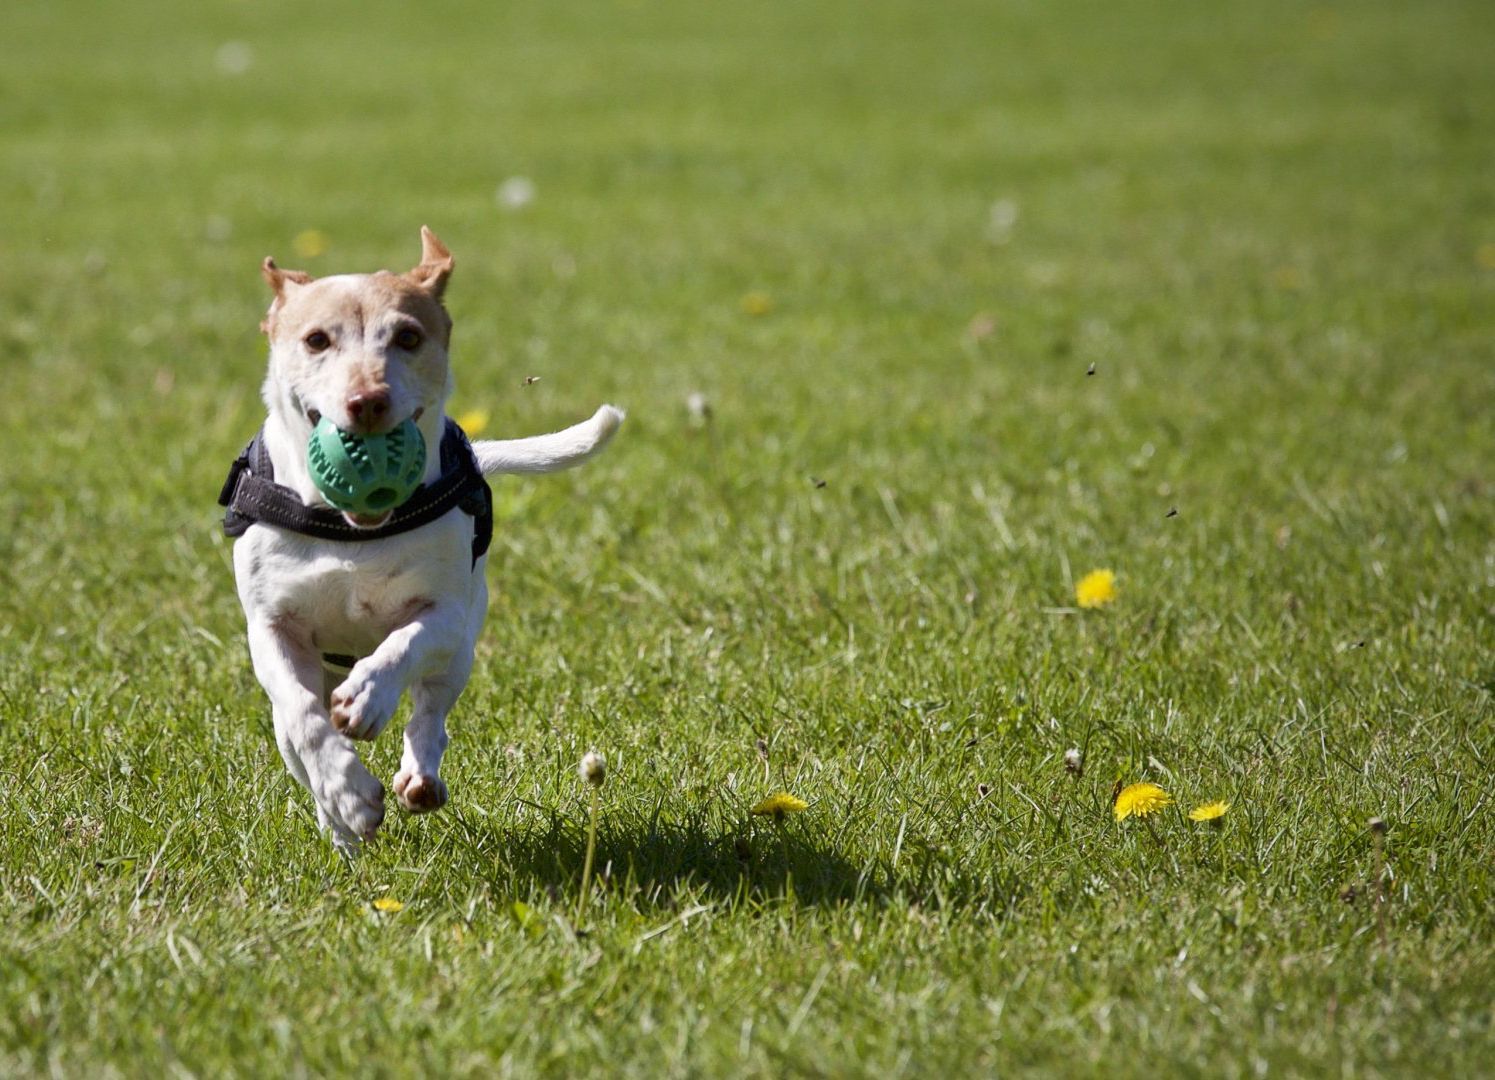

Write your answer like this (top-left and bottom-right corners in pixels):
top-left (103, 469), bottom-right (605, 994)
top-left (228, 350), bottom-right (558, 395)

top-left (259, 226), bottom-right (456, 438)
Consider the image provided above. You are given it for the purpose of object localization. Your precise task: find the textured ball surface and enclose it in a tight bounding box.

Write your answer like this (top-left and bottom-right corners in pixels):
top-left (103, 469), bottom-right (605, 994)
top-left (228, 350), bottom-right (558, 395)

top-left (306, 417), bottom-right (427, 516)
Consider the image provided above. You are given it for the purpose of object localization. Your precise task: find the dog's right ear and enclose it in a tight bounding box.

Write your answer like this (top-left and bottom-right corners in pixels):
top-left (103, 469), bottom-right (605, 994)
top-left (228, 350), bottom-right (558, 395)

top-left (259, 258), bottom-right (313, 334)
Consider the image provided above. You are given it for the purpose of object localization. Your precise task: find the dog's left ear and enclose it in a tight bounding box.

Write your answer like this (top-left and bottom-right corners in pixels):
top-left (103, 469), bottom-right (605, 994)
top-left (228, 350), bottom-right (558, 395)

top-left (405, 226), bottom-right (454, 299)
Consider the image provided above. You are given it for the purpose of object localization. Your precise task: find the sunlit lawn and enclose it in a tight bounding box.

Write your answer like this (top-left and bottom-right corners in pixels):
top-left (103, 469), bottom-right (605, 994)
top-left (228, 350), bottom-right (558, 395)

top-left (2, 0), bottom-right (1493, 1074)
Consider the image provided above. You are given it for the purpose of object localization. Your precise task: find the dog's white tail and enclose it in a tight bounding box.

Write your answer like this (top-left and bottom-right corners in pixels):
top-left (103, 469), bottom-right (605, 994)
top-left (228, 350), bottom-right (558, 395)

top-left (471, 404), bottom-right (624, 475)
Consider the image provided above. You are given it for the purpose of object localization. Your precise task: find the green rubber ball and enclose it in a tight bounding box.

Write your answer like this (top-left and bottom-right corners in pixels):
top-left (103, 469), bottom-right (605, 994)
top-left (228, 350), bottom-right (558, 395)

top-left (306, 416), bottom-right (427, 516)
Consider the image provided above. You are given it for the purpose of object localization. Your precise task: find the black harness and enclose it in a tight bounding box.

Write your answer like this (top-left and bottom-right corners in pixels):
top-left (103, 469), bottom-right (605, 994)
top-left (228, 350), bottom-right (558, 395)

top-left (218, 418), bottom-right (493, 567)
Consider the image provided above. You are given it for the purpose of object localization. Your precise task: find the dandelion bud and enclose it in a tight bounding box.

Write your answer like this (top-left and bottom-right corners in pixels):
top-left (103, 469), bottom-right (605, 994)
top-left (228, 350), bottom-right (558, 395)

top-left (686, 391), bottom-right (712, 425)
top-left (1063, 748), bottom-right (1084, 776)
top-left (579, 751), bottom-right (607, 788)
top-left (1369, 817), bottom-right (1386, 835)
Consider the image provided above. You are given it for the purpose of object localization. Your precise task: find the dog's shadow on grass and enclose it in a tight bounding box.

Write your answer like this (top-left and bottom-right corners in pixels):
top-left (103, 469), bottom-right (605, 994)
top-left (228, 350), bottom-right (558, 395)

top-left (433, 804), bottom-right (883, 910)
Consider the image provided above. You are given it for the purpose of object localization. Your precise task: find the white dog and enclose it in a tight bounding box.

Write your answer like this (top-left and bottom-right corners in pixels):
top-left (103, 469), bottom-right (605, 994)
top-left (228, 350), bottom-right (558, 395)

top-left (220, 227), bottom-right (621, 851)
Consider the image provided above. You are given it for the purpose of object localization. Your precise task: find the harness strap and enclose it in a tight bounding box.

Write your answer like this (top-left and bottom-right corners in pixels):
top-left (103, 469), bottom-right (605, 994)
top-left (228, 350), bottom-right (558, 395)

top-left (219, 418), bottom-right (492, 566)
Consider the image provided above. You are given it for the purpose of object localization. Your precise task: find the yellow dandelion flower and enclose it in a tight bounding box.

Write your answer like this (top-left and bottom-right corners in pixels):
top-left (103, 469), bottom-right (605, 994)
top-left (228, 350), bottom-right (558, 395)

top-left (371, 897), bottom-right (404, 913)
top-left (751, 792), bottom-right (808, 818)
top-left (1113, 782), bottom-right (1171, 822)
top-left (1188, 800), bottom-right (1230, 822)
top-left (740, 291), bottom-right (774, 316)
top-left (293, 228), bottom-right (329, 259)
top-left (454, 408), bottom-right (489, 437)
top-left (1075, 569), bottom-right (1118, 609)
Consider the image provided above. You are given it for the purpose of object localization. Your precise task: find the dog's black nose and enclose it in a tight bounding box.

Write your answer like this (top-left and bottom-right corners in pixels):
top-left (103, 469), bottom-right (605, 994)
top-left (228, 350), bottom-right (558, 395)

top-left (347, 390), bottom-right (391, 429)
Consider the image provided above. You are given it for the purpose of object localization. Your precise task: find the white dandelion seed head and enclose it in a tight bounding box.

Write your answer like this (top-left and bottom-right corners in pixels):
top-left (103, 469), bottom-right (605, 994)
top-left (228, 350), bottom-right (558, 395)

top-left (579, 750), bottom-right (607, 787)
top-left (497, 176), bottom-right (536, 210)
top-left (1064, 747), bottom-right (1084, 775)
top-left (214, 42), bottom-right (255, 76)
top-left (987, 198), bottom-right (1019, 243)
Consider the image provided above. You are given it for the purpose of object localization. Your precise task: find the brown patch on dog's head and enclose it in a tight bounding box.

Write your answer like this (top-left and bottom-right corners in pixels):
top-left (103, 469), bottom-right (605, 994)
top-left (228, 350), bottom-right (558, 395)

top-left (404, 226), bottom-right (454, 300)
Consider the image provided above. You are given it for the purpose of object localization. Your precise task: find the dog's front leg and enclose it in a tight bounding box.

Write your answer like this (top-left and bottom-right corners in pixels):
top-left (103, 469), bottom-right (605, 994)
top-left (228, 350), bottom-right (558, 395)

top-left (246, 618), bottom-right (386, 851)
top-left (329, 603), bottom-right (467, 743)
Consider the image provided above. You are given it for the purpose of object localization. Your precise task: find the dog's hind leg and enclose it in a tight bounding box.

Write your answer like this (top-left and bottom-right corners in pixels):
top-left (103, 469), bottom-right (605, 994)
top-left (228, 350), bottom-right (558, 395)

top-left (392, 676), bottom-right (460, 813)
top-left (392, 657), bottom-right (470, 814)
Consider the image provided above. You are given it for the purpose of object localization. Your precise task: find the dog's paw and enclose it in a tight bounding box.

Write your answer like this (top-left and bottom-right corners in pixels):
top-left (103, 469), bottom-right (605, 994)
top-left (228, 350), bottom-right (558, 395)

top-left (330, 663), bottom-right (402, 741)
top-left (320, 809), bottom-right (364, 857)
top-left (313, 745), bottom-right (386, 846)
top-left (393, 769), bottom-right (449, 814)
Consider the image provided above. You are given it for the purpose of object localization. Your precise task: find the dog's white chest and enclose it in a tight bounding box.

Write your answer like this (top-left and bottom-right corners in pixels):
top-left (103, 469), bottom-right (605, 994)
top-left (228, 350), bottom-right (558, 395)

top-left (232, 517), bottom-right (477, 656)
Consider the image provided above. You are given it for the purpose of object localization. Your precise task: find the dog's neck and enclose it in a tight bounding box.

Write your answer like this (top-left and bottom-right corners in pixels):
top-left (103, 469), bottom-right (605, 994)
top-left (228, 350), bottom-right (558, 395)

top-left (260, 382), bottom-right (449, 507)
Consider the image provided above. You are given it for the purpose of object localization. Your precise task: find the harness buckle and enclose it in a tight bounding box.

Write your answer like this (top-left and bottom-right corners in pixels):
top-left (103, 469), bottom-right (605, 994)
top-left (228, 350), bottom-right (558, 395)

top-left (217, 451), bottom-right (250, 508)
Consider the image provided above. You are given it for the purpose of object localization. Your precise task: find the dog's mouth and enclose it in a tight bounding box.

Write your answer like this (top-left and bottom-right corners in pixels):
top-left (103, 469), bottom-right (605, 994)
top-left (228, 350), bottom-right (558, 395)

top-left (304, 405), bottom-right (425, 430)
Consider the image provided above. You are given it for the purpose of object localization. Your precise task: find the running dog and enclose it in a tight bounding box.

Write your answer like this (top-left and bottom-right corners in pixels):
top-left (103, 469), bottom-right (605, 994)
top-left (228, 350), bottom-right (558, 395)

top-left (220, 227), bottom-right (621, 851)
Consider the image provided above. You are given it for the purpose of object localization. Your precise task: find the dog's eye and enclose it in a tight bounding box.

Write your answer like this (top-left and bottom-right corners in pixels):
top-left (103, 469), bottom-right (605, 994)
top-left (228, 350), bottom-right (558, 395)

top-left (304, 331), bottom-right (331, 353)
top-left (393, 327), bottom-right (422, 351)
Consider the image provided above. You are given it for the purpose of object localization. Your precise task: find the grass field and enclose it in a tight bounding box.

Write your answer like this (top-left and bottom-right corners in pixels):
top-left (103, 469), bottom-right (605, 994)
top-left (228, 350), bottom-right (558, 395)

top-left (3, 0), bottom-right (1494, 1074)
